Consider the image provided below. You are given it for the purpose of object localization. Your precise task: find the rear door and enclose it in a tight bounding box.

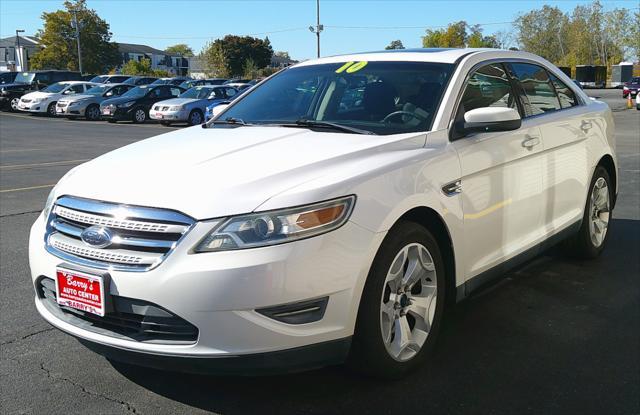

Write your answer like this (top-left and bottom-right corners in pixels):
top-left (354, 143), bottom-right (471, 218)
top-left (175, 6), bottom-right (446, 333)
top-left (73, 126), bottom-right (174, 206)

top-left (451, 63), bottom-right (545, 279)
top-left (508, 63), bottom-right (591, 232)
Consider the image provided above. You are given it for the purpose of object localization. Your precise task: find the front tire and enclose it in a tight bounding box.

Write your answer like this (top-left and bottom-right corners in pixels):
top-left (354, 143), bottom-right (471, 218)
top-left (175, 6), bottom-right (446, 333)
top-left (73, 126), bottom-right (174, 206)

top-left (10, 97), bottom-right (20, 111)
top-left (348, 221), bottom-right (446, 378)
top-left (187, 109), bottom-right (203, 126)
top-left (132, 107), bottom-right (147, 124)
top-left (563, 166), bottom-right (613, 258)
top-left (47, 102), bottom-right (57, 117)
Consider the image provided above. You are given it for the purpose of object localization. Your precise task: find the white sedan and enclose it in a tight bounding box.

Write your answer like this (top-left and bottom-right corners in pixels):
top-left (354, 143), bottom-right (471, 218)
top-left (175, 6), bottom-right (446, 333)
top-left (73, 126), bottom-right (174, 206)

top-left (18, 81), bottom-right (97, 116)
top-left (30, 48), bottom-right (616, 378)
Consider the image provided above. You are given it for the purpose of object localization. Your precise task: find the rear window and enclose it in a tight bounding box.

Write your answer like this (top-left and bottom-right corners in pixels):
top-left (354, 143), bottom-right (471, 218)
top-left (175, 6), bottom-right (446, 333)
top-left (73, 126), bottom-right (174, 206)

top-left (510, 63), bottom-right (561, 117)
top-left (549, 74), bottom-right (578, 109)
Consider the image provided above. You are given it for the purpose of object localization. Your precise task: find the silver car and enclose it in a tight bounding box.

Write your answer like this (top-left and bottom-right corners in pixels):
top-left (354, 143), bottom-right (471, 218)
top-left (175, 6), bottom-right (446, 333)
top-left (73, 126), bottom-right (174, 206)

top-left (149, 85), bottom-right (238, 126)
top-left (56, 83), bottom-right (134, 120)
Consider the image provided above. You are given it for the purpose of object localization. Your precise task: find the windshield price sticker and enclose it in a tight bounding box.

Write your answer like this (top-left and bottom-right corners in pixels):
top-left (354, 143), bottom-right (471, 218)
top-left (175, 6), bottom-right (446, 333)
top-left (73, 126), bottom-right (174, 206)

top-left (335, 61), bottom-right (368, 74)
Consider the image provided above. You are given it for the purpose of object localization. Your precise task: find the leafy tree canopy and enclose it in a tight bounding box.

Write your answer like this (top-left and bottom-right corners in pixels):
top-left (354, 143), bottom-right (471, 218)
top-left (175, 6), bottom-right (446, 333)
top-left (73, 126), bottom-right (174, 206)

top-left (30, 0), bottom-right (119, 73)
top-left (165, 43), bottom-right (194, 57)
top-left (120, 58), bottom-right (170, 77)
top-left (385, 40), bottom-right (405, 50)
top-left (201, 35), bottom-right (273, 77)
top-left (422, 21), bottom-right (498, 48)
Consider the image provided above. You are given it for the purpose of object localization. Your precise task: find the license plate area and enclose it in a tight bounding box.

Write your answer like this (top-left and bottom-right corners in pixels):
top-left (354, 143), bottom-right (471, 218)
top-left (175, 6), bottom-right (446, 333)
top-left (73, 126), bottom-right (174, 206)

top-left (55, 267), bottom-right (107, 316)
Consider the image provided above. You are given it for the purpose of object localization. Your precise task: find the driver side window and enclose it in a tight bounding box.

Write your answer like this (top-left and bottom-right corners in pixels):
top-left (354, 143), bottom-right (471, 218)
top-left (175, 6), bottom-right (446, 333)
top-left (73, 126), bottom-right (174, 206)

top-left (458, 64), bottom-right (518, 117)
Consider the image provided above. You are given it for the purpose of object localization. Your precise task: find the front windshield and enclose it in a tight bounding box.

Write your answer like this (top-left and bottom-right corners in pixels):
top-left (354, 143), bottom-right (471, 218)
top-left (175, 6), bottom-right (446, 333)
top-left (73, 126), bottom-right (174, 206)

top-left (14, 72), bottom-right (36, 83)
top-left (85, 85), bottom-right (111, 95)
top-left (150, 79), bottom-right (169, 85)
top-left (220, 61), bottom-right (454, 135)
top-left (43, 82), bottom-right (68, 93)
top-left (121, 86), bottom-right (148, 98)
top-left (90, 75), bottom-right (107, 83)
top-left (179, 80), bottom-right (195, 89)
top-left (180, 86), bottom-right (215, 99)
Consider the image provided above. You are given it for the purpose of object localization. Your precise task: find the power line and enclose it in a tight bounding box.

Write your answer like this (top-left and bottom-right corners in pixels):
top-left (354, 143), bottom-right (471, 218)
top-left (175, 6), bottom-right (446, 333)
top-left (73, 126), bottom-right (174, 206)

top-left (325, 21), bottom-right (516, 30)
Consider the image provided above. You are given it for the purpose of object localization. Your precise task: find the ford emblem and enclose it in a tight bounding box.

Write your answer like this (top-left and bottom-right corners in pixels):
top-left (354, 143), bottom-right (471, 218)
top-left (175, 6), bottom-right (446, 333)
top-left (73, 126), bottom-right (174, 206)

top-left (80, 226), bottom-right (113, 249)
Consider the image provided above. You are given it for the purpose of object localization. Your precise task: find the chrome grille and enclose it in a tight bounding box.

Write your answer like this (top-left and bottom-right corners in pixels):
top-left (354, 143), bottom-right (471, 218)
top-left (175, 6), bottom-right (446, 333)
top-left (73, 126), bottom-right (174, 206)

top-left (45, 196), bottom-right (195, 272)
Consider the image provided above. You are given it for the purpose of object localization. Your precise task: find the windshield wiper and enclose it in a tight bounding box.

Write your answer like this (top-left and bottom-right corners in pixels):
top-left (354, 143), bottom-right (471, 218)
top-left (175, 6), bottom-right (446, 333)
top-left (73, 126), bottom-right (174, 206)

top-left (276, 119), bottom-right (375, 135)
top-left (203, 117), bottom-right (251, 129)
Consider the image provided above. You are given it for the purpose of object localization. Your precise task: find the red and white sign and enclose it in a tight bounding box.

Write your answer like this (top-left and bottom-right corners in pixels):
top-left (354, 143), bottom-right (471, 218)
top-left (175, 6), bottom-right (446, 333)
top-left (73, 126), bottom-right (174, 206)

top-left (55, 268), bottom-right (105, 316)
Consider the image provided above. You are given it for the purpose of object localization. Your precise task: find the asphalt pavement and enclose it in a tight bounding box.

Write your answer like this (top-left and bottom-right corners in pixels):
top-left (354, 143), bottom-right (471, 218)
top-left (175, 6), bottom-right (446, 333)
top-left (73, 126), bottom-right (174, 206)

top-left (0, 91), bottom-right (638, 414)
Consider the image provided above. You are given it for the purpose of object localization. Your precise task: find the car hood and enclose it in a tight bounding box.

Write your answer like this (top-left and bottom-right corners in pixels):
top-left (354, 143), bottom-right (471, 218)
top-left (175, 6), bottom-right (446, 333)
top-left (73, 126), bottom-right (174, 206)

top-left (101, 96), bottom-right (138, 106)
top-left (154, 97), bottom-right (200, 107)
top-left (54, 126), bottom-right (423, 219)
top-left (58, 94), bottom-right (96, 103)
top-left (0, 82), bottom-right (32, 91)
top-left (22, 91), bottom-right (54, 100)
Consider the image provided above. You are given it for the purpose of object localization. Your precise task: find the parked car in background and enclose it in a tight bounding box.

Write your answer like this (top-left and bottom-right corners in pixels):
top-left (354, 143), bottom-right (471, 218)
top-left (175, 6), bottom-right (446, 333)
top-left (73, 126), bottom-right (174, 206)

top-left (223, 78), bottom-right (251, 85)
top-left (636, 92), bottom-right (640, 110)
top-left (150, 85), bottom-right (237, 126)
top-left (81, 74), bottom-right (98, 81)
top-left (29, 49), bottom-right (617, 378)
top-left (622, 77), bottom-right (640, 98)
top-left (178, 78), bottom-right (228, 89)
top-left (150, 77), bottom-right (191, 86)
top-left (89, 75), bottom-right (131, 84)
top-left (56, 83), bottom-right (134, 120)
top-left (100, 84), bottom-right (185, 123)
top-left (122, 76), bottom-right (157, 86)
top-left (0, 70), bottom-right (81, 111)
top-left (17, 81), bottom-right (97, 116)
top-left (0, 71), bottom-right (18, 84)
top-left (203, 86), bottom-right (240, 121)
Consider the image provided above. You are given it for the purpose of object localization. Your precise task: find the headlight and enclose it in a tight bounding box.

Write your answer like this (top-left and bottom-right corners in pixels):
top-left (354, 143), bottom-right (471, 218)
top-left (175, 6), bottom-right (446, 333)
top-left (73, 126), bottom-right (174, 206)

top-left (31, 98), bottom-right (43, 103)
top-left (42, 187), bottom-right (57, 219)
top-left (117, 101), bottom-right (135, 108)
top-left (169, 105), bottom-right (183, 111)
top-left (193, 196), bottom-right (355, 253)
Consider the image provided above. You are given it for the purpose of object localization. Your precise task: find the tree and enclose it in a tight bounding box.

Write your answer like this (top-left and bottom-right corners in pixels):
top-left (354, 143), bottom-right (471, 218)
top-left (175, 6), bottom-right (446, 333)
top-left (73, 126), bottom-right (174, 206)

top-left (385, 40), bottom-right (405, 50)
top-left (422, 21), bottom-right (498, 48)
top-left (201, 35), bottom-right (273, 77)
top-left (30, 0), bottom-right (119, 73)
top-left (165, 43), bottom-right (194, 57)
top-left (120, 57), bottom-right (169, 77)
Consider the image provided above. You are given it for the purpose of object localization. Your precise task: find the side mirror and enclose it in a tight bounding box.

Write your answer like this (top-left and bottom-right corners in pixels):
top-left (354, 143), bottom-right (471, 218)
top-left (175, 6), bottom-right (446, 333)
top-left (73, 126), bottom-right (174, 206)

top-left (455, 107), bottom-right (521, 138)
top-left (211, 104), bottom-right (229, 119)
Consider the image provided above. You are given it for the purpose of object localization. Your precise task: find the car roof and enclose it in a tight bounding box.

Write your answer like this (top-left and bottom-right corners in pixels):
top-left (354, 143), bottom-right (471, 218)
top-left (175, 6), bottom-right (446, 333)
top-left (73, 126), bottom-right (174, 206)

top-left (294, 48), bottom-right (542, 66)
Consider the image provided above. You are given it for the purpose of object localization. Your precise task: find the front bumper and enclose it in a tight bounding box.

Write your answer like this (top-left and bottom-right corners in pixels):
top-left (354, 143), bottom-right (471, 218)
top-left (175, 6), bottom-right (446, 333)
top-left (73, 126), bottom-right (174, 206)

top-left (18, 100), bottom-right (49, 112)
top-left (100, 107), bottom-right (133, 121)
top-left (149, 108), bottom-right (189, 122)
top-left (29, 212), bottom-right (383, 372)
top-left (56, 103), bottom-right (87, 116)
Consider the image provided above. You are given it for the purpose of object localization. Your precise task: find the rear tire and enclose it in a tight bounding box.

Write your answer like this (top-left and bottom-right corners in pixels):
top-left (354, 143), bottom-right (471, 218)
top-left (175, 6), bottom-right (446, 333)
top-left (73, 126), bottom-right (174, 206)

top-left (85, 104), bottom-right (100, 121)
top-left (562, 166), bottom-right (613, 259)
top-left (348, 221), bottom-right (446, 379)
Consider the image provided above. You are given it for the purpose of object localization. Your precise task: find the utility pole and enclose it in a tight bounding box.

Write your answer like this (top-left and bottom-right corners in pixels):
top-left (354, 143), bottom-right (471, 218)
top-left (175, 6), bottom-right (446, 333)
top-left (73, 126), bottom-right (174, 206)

top-left (71, 9), bottom-right (83, 74)
top-left (308, 0), bottom-right (323, 58)
top-left (15, 29), bottom-right (24, 71)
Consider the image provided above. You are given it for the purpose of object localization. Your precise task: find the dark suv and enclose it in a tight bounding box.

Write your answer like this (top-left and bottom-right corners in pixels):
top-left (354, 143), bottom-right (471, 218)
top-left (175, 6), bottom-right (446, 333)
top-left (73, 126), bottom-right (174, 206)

top-left (0, 70), bottom-right (81, 111)
top-left (100, 84), bottom-right (185, 123)
top-left (0, 71), bottom-right (18, 85)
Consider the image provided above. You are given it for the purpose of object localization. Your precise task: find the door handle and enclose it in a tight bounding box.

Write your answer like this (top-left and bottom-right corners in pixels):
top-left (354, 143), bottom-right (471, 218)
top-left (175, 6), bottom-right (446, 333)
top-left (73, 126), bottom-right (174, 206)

top-left (581, 120), bottom-right (593, 131)
top-left (522, 136), bottom-right (540, 149)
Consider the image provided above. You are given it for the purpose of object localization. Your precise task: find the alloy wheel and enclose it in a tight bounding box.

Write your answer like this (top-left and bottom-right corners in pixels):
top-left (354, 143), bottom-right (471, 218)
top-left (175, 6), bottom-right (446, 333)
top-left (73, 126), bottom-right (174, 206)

top-left (190, 111), bottom-right (202, 125)
top-left (10, 98), bottom-right (19, 111)
top-left (380, 242), bottom-right (437, 362)
top-left (588, 177), bottom-right (610, 247)
top-left (86, 106), bottom-right (100, 121)
top-left (134, 109), bottom-right (146, 123)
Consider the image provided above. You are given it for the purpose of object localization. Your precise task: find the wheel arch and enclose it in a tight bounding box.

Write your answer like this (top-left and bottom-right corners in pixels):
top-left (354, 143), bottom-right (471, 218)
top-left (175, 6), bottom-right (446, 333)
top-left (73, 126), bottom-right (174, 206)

top-left (395, 206), bottom-right (457, 307)
top-left (597, 154), bottom-right (617, 208)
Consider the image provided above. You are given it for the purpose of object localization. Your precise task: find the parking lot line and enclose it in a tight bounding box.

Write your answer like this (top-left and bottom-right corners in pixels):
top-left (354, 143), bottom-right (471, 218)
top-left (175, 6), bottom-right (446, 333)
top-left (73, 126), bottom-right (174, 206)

top-left (0, 184), bottom-right (55, 193)
top-left (0, 159), bottom-right (90, 171)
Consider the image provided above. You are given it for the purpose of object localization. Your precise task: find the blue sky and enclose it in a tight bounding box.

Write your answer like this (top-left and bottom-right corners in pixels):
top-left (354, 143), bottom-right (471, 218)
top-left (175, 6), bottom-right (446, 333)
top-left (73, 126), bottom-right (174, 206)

top-left (1, 0), bottom-right (636, 60)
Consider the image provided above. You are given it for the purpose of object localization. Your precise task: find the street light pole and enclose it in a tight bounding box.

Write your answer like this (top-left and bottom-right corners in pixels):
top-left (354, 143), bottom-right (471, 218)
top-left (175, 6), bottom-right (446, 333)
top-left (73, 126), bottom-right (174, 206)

top-left (71, 10), bottom-right (83, 74)
top-left (15, 29), bottom-right (25, 71)
top-left (308, 0), bottom-right (323, 58)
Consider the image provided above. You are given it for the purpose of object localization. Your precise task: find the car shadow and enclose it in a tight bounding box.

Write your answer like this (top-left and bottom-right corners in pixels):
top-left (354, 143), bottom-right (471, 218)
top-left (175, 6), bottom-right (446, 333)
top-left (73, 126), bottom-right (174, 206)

top-left (110, 218), bottom-right (639, 415)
